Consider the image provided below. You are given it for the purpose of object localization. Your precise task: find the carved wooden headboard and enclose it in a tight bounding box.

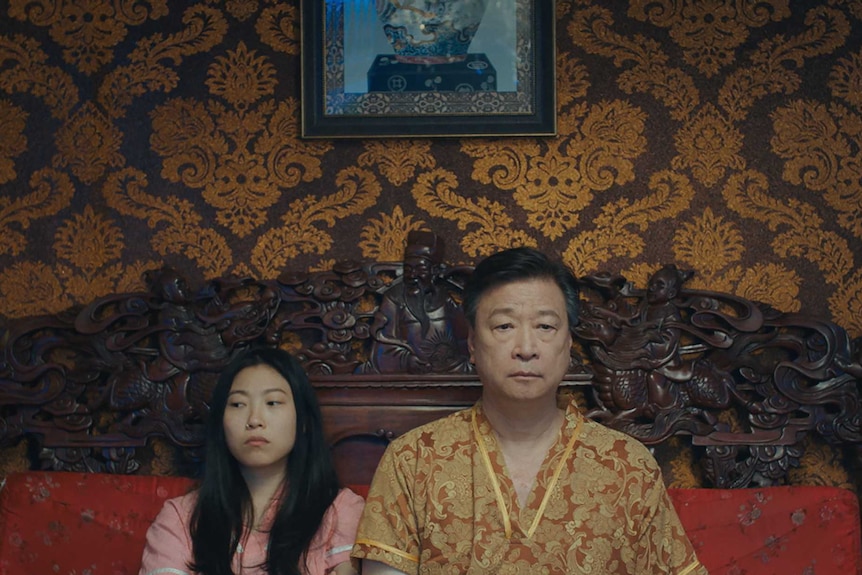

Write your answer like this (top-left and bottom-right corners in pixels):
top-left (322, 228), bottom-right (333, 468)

top-left (2, 232), bottom-right (861, 490)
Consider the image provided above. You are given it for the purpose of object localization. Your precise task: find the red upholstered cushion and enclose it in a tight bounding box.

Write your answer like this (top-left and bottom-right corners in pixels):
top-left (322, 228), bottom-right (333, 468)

top-left (1, 474), bottom-right (859, 575)
top-left (0, 471), bottom-right (195, 575)
top-left (669, 486), bottom-right (862, 575)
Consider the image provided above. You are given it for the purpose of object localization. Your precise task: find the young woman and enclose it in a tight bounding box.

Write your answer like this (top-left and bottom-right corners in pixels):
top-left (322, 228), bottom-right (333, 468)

top-left (140, 346), bottom-right (364, 575)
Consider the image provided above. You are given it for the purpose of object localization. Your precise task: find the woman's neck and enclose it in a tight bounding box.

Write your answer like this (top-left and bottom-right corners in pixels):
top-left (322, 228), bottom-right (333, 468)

top-left (241, 466), bottom-right (286, 529)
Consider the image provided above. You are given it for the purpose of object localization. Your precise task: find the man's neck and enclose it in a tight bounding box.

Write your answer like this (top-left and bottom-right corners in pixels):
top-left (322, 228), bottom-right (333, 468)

top-left (481, 393), bottom-right (563, 446)
top-left (480, 394), bottom-right (564, 507)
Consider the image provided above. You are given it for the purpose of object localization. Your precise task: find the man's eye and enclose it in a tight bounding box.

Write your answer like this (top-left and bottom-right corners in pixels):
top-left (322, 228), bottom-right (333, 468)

top-left (494, 323), bottom-right (513, 331)
top-left (538, 324), bottom-right (557, 331)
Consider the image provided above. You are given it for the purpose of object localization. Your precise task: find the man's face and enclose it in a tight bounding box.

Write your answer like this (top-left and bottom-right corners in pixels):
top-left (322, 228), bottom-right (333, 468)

top-left (468, 278), bottom-right (572, 406)
top-left (404, 255), bottom-right (433, 286)
top-left (647, 270), bottom-right (676, 304)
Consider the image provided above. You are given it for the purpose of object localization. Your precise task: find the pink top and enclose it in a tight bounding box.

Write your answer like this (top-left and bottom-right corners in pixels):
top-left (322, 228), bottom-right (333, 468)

top-left (139, 488), bottom-right (364, 575)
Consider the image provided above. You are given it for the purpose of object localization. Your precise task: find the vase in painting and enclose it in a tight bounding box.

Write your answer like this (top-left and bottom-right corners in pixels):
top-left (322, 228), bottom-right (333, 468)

top-left (376, 0), bottom-right (489, 64)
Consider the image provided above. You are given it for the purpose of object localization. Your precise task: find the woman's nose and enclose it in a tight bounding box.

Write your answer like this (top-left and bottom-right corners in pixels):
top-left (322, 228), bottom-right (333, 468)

top-left (245, 409), bottom-right (264, 429)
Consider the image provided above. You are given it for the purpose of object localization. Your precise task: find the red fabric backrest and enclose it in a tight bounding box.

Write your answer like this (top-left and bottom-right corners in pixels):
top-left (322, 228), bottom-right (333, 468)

top-left (669, 486), bottom-right (862, 575)
top-left (0, 471), bottom-right (195, 575)
top-left (0, 473), bottom-right (859, 575)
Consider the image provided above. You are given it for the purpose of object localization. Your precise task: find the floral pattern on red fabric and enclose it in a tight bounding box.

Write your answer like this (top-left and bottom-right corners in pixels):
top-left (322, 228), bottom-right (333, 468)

top-left (0, 472), bottom-right (859, 575)
top-left (669, 486), bottom-right (862, 575)
top-left (0, 471), bottom-right (194, 575)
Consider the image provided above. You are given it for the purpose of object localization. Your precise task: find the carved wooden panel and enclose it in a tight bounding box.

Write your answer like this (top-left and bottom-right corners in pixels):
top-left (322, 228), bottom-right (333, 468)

top-left (1, 235), bottom-right (860, 488)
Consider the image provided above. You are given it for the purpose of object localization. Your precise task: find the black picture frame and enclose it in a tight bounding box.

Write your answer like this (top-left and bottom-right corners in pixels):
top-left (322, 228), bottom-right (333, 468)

top-left (300, 0), bottom-right (556, 138)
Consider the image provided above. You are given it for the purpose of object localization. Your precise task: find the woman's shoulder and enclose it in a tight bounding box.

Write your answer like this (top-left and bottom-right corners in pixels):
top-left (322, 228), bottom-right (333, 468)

top-left (334, 486), bottom-right (365, 510)
top-left (157, 489), bottom-right (200, 518)
top-left (324, 487), bottom-right (365, 530)
top-left (311, 488), bottom-right (364, 545)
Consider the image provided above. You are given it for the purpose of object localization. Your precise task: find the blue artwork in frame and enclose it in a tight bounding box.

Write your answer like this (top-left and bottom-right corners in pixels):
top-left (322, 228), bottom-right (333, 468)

top-left (301, 0), bottom-right (556, 138)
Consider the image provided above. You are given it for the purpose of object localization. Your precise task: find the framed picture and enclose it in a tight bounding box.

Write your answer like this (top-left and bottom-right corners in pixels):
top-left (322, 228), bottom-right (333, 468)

top-left (300, 0), bottom-right (556, 138)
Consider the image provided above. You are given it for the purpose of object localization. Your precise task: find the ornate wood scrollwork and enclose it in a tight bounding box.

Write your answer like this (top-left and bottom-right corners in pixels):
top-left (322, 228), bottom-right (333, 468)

top-left (576, 264), bottom-right (862, 486)
top-left (1, 236), bottom-right (861, 487)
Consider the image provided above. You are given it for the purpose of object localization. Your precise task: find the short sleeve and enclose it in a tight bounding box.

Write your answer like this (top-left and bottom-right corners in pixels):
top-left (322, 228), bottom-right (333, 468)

top-left (139, 494), bottom-right (196, 575)
top-left (323, 488), bottom-right (366, 570)
top-left (350, 439), bottom-right (422, 575)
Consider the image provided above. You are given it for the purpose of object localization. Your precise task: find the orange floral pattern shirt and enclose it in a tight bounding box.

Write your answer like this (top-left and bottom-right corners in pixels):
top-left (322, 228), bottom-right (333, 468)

top-left (352, 398), bottom-right (708, 575)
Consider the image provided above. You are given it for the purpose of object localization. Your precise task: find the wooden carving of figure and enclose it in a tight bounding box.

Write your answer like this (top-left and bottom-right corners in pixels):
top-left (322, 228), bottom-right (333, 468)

top-left (99, 268), bottom-right (234, 438)
top-left (575, 265), bottom-right (738, 439)
top-left (142, 267), bottom-right (232, 380)
top-left (361, 231), bottom-right (471, 374)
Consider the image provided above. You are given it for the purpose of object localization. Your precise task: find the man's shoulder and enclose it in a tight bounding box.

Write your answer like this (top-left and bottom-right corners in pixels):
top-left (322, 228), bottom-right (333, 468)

top-left (579, 417), bottom-right (658, 463)
top-left (388, 407), bottom-right (473, 449)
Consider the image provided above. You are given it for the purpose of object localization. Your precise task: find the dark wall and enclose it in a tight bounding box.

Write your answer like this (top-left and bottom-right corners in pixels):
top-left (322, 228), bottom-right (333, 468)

top-left (0, 1), bottom-right (859, 328)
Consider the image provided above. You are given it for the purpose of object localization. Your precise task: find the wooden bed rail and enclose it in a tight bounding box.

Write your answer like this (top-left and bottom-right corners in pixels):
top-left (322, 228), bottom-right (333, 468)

top-left (2, 231), bottom-right (860, 488)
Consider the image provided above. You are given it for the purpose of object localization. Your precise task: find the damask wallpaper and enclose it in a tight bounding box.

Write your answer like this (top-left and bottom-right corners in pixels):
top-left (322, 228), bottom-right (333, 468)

top-left (0, 1), bottom-right (860, 483)
top-left (0, 0), bottom-right (859, 329)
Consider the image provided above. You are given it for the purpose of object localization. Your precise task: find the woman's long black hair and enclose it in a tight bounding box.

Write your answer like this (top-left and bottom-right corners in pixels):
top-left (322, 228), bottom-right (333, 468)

top-left (188, 346), bottom-right (340, 575)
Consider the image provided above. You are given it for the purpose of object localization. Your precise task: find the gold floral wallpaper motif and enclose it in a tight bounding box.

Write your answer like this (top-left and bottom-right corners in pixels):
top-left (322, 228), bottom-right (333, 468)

top-left (0, 1), bottom-right (861, 483)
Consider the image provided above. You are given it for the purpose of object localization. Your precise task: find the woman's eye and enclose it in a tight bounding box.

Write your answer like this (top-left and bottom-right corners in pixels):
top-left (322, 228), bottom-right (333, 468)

top-left (267, 400), bottom-right (283, 406)
top-left (228, 402), bottom-right (245, 408)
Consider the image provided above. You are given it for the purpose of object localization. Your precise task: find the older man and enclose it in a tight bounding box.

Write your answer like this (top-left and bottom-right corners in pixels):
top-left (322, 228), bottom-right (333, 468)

top-left (352, 247), bottom-right (707, 575)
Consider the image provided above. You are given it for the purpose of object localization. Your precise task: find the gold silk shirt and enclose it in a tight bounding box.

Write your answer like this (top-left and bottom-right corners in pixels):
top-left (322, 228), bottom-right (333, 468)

top-left (352, 397), bottom-right (707, 575)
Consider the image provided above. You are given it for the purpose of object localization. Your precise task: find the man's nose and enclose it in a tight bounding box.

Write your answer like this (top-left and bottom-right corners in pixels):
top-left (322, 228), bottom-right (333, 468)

top-left (513, 328), bottom-right (539, 360)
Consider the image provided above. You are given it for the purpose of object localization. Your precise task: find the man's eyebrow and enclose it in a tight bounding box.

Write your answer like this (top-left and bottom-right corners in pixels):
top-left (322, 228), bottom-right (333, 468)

top-left (227, 388), bottom-right (289, 396)
top-left (487, 306), bottom-right (516, 316)
top-left (487, 307), bottom-right (563, 318)
top-left (536, 309), bottom-right (563, 318)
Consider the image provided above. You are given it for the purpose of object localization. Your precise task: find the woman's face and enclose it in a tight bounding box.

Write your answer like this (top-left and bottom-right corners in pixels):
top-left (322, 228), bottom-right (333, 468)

top-left (223, 364), bottom-right (297, 478)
